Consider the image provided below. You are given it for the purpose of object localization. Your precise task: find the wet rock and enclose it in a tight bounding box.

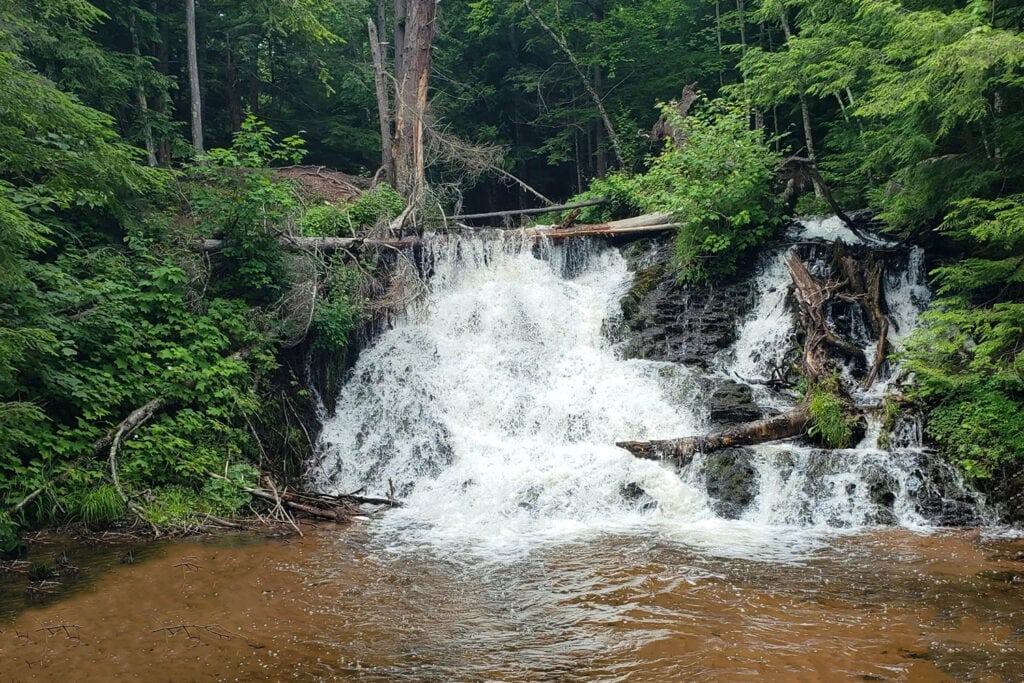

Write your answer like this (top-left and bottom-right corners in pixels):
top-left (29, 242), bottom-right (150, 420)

top-left (905, 452), bottom-right (985, 527)
top-left (701, 448), bottom-right (758, 519)
top-left (620, 482), bottom-right (658, 512)
top-left (617, 239), bottom-right (752, 367)
top-left (709, 381), bottom-right (762, 425)
top-left (862, 467), bottom-right (899, 525)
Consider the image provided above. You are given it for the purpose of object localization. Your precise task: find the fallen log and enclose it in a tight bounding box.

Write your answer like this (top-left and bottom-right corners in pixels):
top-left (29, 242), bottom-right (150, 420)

top-left (616, 406), bottom-right (811, 465)
top-left (447, 197), bottom-right (607, 222)
top-left (194, 235), bottom-right (420, 252)
top-left (526, 212), bottom-right (677, 241)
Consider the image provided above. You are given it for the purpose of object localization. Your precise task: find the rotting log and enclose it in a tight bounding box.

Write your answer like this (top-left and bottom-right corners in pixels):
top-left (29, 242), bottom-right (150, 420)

top-left (617, 406), bottom-right (811, 465)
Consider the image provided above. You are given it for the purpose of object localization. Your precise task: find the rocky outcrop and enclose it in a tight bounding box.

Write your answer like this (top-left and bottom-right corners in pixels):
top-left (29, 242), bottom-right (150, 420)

top-left (617, 239), bottom-right (752, 366)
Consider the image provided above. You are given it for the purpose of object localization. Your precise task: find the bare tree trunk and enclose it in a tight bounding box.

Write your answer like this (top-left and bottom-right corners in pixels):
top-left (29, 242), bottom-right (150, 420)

top-left (185, 0), bottom-right (204, 155)
top-left (391, 0), bottom-right (437, 210)
top-left (715, 1), bottom-right (724, 87)
top-left (368, 17), bottom-right (395, 185)
top-left (129, 14), bottom-right (158, 166)
top-left (153, 1), bottom-right (171, 164)
top-left (393, 0), bottom-right (407, 86)
top-left (523, 0), bottom-right (625, 167)
top-left (777, 8), bottom-right (816, 163)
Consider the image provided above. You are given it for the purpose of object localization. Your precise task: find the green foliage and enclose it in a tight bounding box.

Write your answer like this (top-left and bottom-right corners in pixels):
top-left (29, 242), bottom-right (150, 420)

top-left (74, 485), bottom-right (126, 529)
top-left (806, 376), bottom-right (855, 448)
top-left (299, 185), bottom-right (404, 236)
top-left (188, 116), bottom-right (305, 303)
top-left (311, 263), bottom-right (364, 353)
top-left (342, 184), bottom-right (405, 229)
top-left (300, 204), bottom-right (352, 237)
top-left (0, 512), bottom-right (24, 558)
top-left (141, 486), bottom-right (206, 529)
top-left (568, 96), bottom-right (782, 281)
top-left (201, 463), bottom-right (259, 516)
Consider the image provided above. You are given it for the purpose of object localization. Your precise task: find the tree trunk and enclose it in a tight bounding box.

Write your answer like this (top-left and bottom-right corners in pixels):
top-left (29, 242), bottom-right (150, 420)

top-left (777, 8), bottom-right (816, 164)
top-left (368, 17), bottom-right (395, 185)
top-left (617, 407), bottom-right (811, 465)
top-left (154, 0), bottom-right (172, 164)
top-left (225, 33), bottom-right (243, 132)
top-left (129, 14), bottom-right (158, 166)
top-left (185, 0), bottom-right (204, 155)
top-left (391, 0), bottom-right (436, 210)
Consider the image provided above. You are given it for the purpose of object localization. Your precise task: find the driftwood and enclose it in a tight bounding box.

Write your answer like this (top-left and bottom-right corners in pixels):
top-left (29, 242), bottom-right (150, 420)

top-left (246, 487), bottom-right (400, 522)
top-left (617, 407), bottom-right (811, 465)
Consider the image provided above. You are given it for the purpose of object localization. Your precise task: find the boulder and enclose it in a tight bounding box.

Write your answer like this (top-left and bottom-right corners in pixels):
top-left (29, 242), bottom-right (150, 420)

top-left (701, 447), bottom-right (758, 519)
top-left (709, 380), bottom-right (762, 425)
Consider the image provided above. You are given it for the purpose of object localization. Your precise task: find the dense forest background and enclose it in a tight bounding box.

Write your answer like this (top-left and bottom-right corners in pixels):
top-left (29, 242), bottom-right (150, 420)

top-left (1, 0), bottom-right (1022, 548)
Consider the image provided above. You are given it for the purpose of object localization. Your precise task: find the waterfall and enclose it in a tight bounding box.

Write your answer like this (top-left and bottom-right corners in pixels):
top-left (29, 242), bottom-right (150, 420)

top-left (311, 222), bottom-right (987, 558)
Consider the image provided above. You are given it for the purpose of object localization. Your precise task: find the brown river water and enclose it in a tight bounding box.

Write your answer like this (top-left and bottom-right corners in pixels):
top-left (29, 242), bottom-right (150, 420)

top-left (1, 523), bottom-right (1023, 682)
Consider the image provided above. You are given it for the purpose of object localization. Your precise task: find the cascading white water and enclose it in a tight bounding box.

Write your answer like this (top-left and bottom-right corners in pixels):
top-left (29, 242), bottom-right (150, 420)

top-left (313, 237), bottom-right (722, 555)
top-left (312, 221), bottom-right (986, 559)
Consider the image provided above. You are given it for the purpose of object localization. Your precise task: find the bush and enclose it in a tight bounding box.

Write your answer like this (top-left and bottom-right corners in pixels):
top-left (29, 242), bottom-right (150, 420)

top-left (311, 264), bottom-right (363, 353)
top-left (300, 204), bottom-right (352, 237)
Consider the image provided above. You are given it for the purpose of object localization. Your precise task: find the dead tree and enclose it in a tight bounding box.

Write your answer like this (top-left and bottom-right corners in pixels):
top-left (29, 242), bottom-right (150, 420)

top-left (650, 82), bottom-right (700, 147)
top-left (386, 0), bottom-right (438, 216)
top-left (523, 0), bottom-right (625, 167)
top-left (368, 16), bottom-right (394, 186)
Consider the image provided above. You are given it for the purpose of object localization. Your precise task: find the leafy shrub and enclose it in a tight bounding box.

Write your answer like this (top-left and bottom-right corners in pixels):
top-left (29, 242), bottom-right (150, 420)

top-left (201, 462), bottom-right (259, 515)
top-left (901, 195), bottom-right (1024, 479)
top-left (311, 264), bottom-right (363, 353)
top-left (340, 184), bottom-right (404, 229)
top-left (564, 96), bottom-right (782, 282)
top-left (300, 204), bottom-right (352, 237)
top-left (142, 486), bottom-right (205, 529)
top-left (0, 512), bottom-right (24, 558)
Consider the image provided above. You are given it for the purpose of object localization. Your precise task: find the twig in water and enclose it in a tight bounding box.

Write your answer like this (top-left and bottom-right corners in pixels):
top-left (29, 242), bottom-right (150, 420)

top-left (152, 624), bottom-right (231, 641)
top-left (35, 624), bottom-right (81, 640)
